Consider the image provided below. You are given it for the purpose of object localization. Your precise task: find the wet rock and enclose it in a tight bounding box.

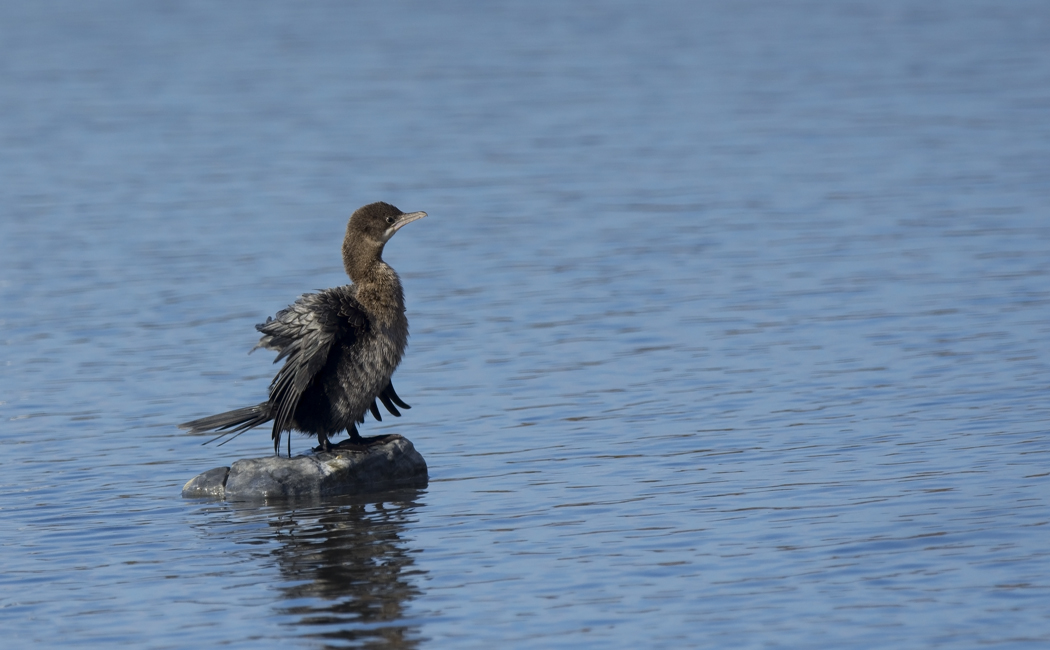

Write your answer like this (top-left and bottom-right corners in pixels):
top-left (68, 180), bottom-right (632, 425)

top-left (181, 466), bottom-right (230, 498)
top-left (181, 435), bottom-right (428, 500)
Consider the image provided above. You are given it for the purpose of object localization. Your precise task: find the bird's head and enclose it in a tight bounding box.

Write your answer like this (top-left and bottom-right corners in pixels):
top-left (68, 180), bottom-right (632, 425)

top-left (343, 202), bottom-right (427, 280)
top-left (347, 202), bottom-right (427, 246)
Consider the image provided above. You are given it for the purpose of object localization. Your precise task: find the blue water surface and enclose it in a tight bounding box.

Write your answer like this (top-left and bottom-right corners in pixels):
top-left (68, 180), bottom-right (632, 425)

top-left (2, 1), bottom-right (1049, 648)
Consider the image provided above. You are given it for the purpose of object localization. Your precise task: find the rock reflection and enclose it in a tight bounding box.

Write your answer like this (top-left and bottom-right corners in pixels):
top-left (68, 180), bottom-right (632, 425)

top-left (233, 490), bottom-right (427, 649)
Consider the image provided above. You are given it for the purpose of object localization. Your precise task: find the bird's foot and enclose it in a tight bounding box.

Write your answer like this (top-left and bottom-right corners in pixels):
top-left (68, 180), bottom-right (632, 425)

top-left (331, 434), bottom-right (398, 450)
top-left (312, 433), bottom-right (338, 453)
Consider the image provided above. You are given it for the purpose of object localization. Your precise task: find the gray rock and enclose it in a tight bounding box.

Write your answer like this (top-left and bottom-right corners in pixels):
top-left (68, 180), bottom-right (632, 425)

top-left (181, 435), bottom-right (428, 500)
top-left (181, 466), bottom-right (230, 498)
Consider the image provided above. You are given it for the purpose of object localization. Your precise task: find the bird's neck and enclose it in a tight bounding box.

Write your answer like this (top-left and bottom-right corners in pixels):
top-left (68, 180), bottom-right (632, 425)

top-left (343, 240), bottom-right (380, 283)
top-left (344, 247), bottom-right (405, 320)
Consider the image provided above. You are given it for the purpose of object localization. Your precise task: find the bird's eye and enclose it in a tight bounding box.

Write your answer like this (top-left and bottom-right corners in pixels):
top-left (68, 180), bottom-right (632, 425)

top-left (385, 216), bottom-right (394, 224)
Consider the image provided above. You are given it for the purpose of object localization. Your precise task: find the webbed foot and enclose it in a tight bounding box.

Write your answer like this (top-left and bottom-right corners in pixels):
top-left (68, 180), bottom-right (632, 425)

top-left (331, 433), bottom-right (395, 449)
top-left (313, 433), bottom-right (334, 453)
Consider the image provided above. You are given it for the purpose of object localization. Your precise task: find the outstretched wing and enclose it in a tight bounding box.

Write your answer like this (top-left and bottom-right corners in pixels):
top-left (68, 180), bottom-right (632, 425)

top-left (254, 287), bottom-right (369, 449)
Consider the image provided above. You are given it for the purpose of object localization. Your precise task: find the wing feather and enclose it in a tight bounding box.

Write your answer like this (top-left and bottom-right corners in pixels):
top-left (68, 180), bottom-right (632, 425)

top-left (254, 288), bottom-right (368, 449)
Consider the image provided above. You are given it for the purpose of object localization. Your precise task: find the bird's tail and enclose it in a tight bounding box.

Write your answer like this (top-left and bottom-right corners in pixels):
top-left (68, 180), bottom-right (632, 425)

top-left (178, 403), bottom-right (273, 447)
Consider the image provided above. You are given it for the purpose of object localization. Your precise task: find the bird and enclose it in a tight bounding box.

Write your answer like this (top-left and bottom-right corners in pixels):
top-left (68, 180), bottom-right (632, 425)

top-left (179, 201), bottom-right (426, 456)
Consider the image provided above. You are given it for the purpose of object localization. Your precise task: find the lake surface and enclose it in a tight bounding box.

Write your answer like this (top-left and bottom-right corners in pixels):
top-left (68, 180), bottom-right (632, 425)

top-left (2, 1), bottom-right (1049, 647)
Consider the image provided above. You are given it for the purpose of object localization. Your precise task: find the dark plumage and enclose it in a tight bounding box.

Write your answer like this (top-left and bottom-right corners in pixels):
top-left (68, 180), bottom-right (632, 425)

top-left (179, 202), bottom-right (426, 456)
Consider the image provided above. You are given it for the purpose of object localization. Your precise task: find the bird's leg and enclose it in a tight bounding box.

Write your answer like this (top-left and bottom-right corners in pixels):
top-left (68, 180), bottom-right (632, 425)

top-left (331, 422), bottom-right (391, 448)
top-left (313, 431), bottom-right (334, 453)
top-left (347, 422), bottom-right (364, 444)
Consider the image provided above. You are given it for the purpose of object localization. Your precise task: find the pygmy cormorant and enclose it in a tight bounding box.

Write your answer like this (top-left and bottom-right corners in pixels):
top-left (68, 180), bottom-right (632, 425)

top-left (179, 202), bottom-right (426, 456)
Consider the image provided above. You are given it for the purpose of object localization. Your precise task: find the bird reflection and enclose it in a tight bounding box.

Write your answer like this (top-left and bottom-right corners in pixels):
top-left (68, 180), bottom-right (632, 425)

top-left (223, 490), bottom-right (428, 649)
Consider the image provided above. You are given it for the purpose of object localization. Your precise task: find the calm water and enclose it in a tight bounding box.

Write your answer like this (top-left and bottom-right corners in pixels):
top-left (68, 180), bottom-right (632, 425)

top-left (2, 1), bottom-right (1050, 647)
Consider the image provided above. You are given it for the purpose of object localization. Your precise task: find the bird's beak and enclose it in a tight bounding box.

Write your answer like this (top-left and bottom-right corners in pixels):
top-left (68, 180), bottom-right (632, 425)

top-left (387, 211), bottom-right (427, 237)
